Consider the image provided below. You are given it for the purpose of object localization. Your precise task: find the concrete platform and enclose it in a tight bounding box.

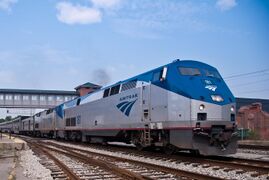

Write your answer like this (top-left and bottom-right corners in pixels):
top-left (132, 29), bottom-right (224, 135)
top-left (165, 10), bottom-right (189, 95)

top-left (0, 134), bottom-right (28, 180)
top-left (0, 134), bottom-right (26, 151)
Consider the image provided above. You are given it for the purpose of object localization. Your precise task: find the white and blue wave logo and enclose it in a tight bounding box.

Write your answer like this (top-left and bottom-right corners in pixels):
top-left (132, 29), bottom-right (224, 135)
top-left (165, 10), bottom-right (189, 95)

top-left (117, 99), bottom-right (137, 116)
top-left (205, 85), bottom-right (217, 91)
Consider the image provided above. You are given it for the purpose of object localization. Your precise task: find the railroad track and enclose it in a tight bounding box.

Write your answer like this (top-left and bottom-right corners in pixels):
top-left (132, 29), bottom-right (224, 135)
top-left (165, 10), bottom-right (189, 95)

top-left (238, 144), bottom-right (269, 151)
top-left (28, 140), bottom-right (144, 179)
top-left (205, 155), bottom-right (269, 173)
top-left (47, 140), bottom-right (269, 179)
top-left (17, 135), bottom-right (269, 179)
top-left (30, 142), bottom-right (78, 179)
top-left (24, 138), bottom-right (220, 180)
top-left (75, 142), bottom-right (269, 173)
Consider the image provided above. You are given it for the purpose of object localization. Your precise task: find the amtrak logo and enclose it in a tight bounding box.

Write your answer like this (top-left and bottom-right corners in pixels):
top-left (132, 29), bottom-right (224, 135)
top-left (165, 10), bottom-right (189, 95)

top-left (205, 85), bottom-right (217, 91)
top-left (117, 99), bottom-right (137, 116)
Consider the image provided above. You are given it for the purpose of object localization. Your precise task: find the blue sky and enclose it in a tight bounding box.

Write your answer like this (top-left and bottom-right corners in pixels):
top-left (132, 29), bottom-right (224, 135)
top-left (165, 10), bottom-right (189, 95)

top-left (0, 0), bottom-right (269, 99)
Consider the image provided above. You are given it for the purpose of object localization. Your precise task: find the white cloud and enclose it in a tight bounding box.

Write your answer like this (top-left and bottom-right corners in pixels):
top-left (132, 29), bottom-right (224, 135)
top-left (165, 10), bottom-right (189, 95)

top-left (91, 0), bottom-right (121, 9)
top-left (56, 2), bottom-right (102, 25)
top-left (0, 0), bottom-right (17, 12)
top-left (110, 1), bottom-right (211, 38)
top-left (216, 0), bottom-right (237, 11)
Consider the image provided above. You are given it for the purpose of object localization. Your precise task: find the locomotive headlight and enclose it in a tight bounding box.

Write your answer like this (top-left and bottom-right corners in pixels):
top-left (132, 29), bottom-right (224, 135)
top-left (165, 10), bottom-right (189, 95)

top-left (199, 104), bottom-right (205, 111)
top-left (231, 106), bottom-right (235, 112)
top-left (211, 95), bottom-right (224, 102)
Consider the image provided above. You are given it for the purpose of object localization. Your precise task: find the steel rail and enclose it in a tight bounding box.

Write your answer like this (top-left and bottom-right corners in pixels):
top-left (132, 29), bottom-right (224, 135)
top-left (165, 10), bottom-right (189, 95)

top-left (28, 142), bottom-right (80, 180)
top-left (80, 141), bottom-right (269, 175)
top-left (46, 141), bottom-right (222, 180)
top-left (204, 156), bottom-right (269, 175)
top-left (239, 144), bottom-right (269, 151)
top-left (35, 142), bottom-right (150, 180)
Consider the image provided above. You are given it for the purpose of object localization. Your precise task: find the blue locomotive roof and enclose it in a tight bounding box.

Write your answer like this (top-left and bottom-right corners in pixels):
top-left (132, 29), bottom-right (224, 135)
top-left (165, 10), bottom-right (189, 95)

top-left (117, 60), bottom-right (219, 83)
top-left (118, 59), bottom-right (234, 105)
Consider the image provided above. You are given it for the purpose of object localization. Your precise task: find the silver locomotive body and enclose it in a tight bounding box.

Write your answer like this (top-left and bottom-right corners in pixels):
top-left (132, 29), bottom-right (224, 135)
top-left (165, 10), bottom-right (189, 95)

top-left (60, 79), bottom-right (236, 155)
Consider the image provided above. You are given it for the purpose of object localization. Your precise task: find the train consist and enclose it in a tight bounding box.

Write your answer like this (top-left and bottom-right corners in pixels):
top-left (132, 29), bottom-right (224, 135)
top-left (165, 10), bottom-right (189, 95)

top-left (0, 60), bottom-right (237, 155)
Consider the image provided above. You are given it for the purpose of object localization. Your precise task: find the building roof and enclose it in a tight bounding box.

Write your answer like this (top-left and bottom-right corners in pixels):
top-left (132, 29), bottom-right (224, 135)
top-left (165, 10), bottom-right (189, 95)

top-left (0, 89), bottom-right (78, 95)
top-left (236, 97), bottom-right (269, 113)
top-left (74, 82), bottom-right (102, 90)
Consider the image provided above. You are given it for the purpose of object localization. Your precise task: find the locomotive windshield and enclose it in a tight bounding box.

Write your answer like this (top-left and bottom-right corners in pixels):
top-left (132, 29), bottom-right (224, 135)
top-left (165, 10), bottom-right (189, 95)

top-left (179, 67), bottom-right (201, 76)
top-left (178, 67), bottom-right (221, 79)
top-left (203, 69), bottom-right (221, 79)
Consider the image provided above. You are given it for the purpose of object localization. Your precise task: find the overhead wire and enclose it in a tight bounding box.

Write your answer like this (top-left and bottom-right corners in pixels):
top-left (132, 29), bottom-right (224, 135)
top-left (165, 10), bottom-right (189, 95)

top-left (226, 72), bottom-right (269, 81)
top-left (229, 78), bottom-right (269, 88)
top-left (235, 88), bottom-right (269, 94)
top-left (224, 68), bottom-right (269, 80)
top-left (224, 68), bottom-right (269, 98)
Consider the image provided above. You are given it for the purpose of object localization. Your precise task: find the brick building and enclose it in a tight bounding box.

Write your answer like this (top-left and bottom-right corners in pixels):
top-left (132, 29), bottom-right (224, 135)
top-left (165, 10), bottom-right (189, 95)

top-left (75, 82), bottom-right (101, 96)
top-left (236, 97), bottom-right (269, 113)
top-left (237, 103), bottom-right (269, 140)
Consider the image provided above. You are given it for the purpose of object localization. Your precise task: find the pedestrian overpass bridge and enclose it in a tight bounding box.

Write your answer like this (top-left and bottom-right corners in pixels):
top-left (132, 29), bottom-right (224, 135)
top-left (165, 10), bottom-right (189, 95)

top-left (0, 89), bottom-right (78, 109)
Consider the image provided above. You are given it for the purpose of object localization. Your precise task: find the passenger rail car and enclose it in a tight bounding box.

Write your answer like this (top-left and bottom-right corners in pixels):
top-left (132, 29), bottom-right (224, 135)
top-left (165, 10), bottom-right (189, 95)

top-left (0, 60), bottom-right (237, 155)
top-left (21, 116), bottom-right (34, 135)
top-left (0, 116), bottom-right (29, 133)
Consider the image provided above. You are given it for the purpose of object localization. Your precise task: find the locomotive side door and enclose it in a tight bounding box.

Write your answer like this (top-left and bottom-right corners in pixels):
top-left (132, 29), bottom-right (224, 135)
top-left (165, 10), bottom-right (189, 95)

top-left (140, 82), bottom-right (152, 147)
top-left (141, 82), bottom-right (151, 122)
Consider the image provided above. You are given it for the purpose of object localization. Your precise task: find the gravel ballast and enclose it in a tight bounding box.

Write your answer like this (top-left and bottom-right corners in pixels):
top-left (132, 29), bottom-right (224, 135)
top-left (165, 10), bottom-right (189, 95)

top-left (46, 140), bottom-right (268, 180)
top-left (19, 149), bottom-right (53, 180)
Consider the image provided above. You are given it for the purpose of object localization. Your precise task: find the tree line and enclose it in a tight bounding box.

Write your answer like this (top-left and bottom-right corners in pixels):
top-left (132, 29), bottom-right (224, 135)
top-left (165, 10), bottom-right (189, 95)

top-left (0, 116), bottom-right (12, 123)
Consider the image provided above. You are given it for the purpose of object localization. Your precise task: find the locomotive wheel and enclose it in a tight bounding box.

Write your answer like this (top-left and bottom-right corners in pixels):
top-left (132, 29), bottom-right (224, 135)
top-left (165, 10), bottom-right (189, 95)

top-left (164, 144), bottom-right (176, 155)
top-left (131, 131), bottom-right (145, 151)
top-left (72, 131), bottom-right (82, 142)
top-left (190, 150), bottom-right (200, 156)
top-left (135, 143), bottom-right (144, 151)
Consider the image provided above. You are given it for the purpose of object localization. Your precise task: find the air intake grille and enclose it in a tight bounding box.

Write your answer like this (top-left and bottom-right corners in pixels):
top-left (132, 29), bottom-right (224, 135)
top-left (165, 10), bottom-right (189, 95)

top-left (121, 80), bottom-right (137, 92)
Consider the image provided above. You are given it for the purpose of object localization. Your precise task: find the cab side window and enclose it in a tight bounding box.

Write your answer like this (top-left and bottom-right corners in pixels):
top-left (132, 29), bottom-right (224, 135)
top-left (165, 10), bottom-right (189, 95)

top-left (103, 88), bottom-right (110, 98)
top-left (152, 71), bottom-right (162, 82)
top-left (110, 85), bottom-right (120, 96)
